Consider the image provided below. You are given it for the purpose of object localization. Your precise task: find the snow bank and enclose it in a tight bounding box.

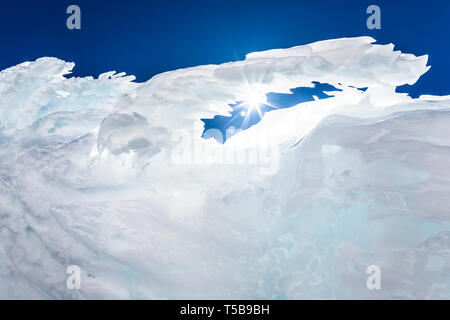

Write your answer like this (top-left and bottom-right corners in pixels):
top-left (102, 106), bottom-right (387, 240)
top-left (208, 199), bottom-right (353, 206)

top-left (0, 37), bottom-right (449, 299)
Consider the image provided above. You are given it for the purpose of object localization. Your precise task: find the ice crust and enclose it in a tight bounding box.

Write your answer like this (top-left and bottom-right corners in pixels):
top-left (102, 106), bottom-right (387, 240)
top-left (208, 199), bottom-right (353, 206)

top-left (0, 37), bottom-right (449, 299)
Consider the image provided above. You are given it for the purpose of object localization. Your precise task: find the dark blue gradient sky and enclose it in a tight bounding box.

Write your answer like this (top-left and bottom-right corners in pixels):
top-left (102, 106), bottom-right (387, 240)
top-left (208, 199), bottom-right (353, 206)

top-left (0, 0), bottom-right (448, 97)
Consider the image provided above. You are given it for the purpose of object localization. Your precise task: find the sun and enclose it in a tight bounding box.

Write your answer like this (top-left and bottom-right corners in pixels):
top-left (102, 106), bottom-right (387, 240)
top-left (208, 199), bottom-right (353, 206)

top-left (239, 87), bottom-right (267, 118)
top-left (229, 85), bottom-right (274, 130)
top-left (246, 90), bottom-right (265, 109)
top-left (231, 68), bottom-right (279, 129)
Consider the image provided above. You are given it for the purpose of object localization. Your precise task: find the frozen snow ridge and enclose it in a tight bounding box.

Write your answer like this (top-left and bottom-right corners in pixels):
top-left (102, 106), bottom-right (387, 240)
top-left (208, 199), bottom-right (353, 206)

top-left (0, 37), bottom-right (449, 299)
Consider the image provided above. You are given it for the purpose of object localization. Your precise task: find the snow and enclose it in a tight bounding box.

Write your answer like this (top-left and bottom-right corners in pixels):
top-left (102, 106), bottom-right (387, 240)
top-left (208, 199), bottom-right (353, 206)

top-left (0, 37), bottom-right (449, 299)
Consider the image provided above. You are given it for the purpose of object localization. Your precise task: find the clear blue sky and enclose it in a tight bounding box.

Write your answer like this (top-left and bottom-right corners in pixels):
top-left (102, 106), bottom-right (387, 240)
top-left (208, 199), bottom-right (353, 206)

top-left (0, 0), bottom-right (448, 97)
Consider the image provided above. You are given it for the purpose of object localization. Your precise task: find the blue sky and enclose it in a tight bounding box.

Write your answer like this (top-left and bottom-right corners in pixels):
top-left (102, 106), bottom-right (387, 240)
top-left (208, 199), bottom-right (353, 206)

top-left (0, 0), bottom-right (448, 98)
top-left (202, 82), bottom-right (344, 142)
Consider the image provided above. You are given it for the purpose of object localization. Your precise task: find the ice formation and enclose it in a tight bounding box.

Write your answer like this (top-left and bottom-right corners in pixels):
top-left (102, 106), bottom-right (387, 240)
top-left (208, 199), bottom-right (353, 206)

top-left (0, 37), bottom-right (449, 299)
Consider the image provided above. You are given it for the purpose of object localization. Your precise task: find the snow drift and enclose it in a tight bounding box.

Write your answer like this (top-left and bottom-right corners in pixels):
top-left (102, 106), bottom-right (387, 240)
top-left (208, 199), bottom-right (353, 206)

top-left (0, 36), bottom-right (449, 299)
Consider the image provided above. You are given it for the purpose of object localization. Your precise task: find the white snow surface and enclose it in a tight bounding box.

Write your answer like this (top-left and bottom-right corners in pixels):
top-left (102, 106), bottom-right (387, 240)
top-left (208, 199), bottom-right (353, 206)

top-left (0, 36), bottom-right (449, 299)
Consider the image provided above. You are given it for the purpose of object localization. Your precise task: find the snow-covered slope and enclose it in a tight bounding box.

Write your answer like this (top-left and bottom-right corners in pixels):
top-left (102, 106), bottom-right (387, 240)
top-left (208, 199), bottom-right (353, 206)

top-left (0, 37), bottom-right (449, 299)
